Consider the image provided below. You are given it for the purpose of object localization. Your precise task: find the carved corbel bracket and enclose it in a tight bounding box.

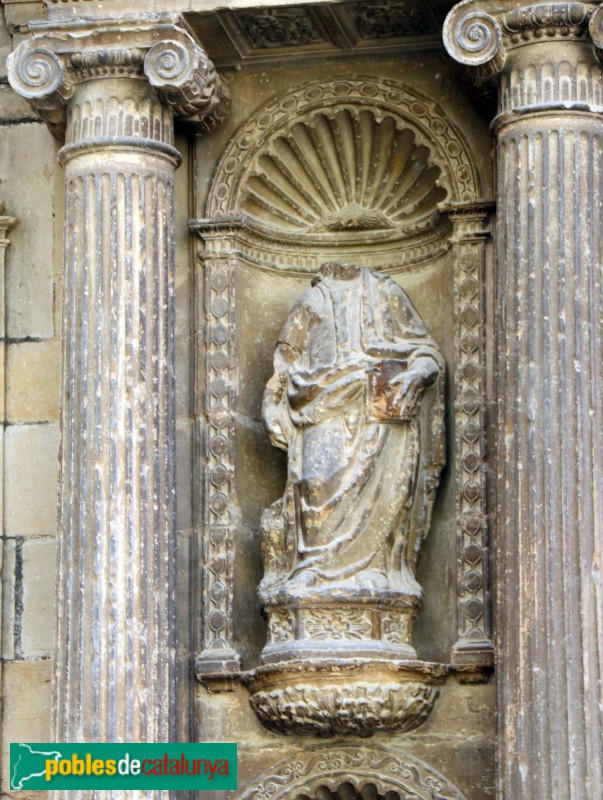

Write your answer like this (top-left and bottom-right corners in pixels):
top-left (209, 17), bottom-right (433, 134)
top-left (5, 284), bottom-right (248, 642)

top-left (7, 18), bottom-right (229, 139)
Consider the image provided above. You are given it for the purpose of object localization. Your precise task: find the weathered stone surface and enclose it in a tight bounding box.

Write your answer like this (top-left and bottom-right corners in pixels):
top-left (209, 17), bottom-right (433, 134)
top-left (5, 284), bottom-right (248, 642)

top-left (247, 262), bottom-right (445, 735)
top-left (1, 537), bottom-right (17, 660)
top-left (176, 418), bottom-right (194, 531)
top-left (4, 423), bottom-right (59, 536)
top-left (6, 340), bottom-right (60, 422)
top-left (0, 83), bottom-right (41, 119)
top-left (259, 263), bottom-right (444, 601)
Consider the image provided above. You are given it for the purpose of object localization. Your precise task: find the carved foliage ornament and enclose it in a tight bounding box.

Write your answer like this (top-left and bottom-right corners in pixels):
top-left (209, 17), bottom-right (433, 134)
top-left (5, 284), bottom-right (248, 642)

top-left (240, 745), bottom-right (468, 800)
top-left (249, 681), bottom-right (438, 736)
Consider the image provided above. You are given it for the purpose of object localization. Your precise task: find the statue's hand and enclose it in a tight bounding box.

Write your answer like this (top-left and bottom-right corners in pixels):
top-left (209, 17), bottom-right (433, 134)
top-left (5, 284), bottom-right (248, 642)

top-left (390, 357), bottom-right (438, 418)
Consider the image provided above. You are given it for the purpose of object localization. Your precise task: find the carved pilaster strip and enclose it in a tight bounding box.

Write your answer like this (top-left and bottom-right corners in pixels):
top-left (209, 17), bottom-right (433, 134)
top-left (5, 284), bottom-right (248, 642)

top-left (441, 201), bottom-right (494, 681)
top-left (190, 220), bottom-right (242, 691)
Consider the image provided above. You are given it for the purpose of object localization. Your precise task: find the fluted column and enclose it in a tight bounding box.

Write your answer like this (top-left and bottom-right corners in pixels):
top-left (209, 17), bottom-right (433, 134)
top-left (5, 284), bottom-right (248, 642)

top-left (445, 4), bottom-right (603, 798)
top-left (7, 19), bottom-right (227, 799)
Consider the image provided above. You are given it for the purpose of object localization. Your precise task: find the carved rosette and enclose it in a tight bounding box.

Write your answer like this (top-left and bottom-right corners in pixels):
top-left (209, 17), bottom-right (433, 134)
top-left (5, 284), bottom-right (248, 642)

top-left (240, 9), bottom-right (324, 48)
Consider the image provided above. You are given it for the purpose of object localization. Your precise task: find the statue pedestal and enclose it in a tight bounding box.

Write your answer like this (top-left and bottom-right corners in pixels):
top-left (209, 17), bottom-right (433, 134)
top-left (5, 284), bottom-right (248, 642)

top-left (261, 589), bottom-right (420, 663)
top-left (245, 589), bottom-right (445, 736)
top-left (243, 657), bottom-right (446, 737)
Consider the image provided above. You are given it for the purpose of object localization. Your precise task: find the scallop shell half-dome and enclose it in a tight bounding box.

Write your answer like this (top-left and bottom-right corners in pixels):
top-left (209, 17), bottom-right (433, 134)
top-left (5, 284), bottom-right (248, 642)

top-left (240, 107), bottom-right (448, 236)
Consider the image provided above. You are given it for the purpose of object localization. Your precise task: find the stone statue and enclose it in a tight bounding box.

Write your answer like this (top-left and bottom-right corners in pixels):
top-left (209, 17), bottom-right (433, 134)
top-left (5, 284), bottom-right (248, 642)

top-left (247, 262), bottom-right (447, 736)
top-left (260, 262), bottom-right (445, 602)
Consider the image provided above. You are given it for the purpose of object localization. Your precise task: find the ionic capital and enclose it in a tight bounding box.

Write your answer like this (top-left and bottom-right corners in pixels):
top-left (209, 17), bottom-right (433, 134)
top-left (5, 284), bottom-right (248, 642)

top-left (444, 1), bottom-right (597, 77)
top-left (444, 2), bottom-right (603, 121)
top-left (7, 18), bottom-right (229, 139)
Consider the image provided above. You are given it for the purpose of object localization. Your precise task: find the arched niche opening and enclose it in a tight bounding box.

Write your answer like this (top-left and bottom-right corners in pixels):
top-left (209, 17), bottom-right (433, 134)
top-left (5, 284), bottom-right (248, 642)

top-left (191, 75), bottom-right (491, 689)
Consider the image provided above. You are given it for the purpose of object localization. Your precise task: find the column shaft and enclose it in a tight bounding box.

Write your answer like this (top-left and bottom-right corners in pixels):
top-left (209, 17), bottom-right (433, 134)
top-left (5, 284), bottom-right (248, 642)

top-left (7, 23), bottom-right (226, 798)
top-left (55, 74), bottom-right (179, 800)
top-left (496, 110), bottom-right (603, 798)
top-left (444, 5), bottom-right (603, 797)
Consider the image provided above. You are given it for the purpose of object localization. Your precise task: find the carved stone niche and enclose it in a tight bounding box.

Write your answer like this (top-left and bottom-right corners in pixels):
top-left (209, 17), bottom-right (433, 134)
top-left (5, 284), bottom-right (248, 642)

top-left (193, 77), bottom-right (491, 727)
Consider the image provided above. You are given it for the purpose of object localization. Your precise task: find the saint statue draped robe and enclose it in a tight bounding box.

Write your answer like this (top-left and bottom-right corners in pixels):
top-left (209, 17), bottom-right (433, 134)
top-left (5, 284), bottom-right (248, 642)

top-left (260, 262), bottom-right (445, 603)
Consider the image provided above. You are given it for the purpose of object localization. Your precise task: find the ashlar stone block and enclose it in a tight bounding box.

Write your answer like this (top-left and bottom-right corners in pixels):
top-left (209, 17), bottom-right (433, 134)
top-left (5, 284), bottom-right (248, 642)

top-left (7, 340), bottom-right (60, 422)
top-left (20, 537), bottom-right (56, 658)
top-left (1, 659), bottom-right (52, 798)
top-left (4, 423), bottom-right (59, 535)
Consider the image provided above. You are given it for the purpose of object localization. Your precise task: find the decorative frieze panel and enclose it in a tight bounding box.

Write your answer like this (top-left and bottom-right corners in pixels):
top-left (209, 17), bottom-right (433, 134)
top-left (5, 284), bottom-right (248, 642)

top-left (240, 10), bottom-right (324, 49)
top-left (194, 1), bottom-right (447, 67)
top-left (303, 610), bottom-right (373, 641)
top-left (354, 2), bottom-right (438, 39)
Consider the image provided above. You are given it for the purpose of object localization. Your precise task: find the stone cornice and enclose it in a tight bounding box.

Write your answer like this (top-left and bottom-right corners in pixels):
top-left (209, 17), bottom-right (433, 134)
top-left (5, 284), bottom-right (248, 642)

top-left (7, 16), bottom-right (229, 139)
top-left (444, 1), bottom-right (600, 79)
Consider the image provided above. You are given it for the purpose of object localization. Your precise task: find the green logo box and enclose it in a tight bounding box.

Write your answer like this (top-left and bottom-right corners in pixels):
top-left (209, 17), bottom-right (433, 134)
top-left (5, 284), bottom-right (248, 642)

top-left (10, 742), bottom-right (237, 791)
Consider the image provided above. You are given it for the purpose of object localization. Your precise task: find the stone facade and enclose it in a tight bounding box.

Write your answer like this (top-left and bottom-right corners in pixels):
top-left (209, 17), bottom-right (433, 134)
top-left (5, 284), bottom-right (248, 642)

top-left (0, 1), bottom-right (601, 800)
